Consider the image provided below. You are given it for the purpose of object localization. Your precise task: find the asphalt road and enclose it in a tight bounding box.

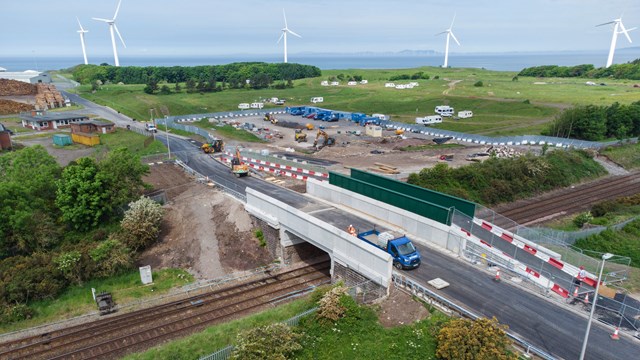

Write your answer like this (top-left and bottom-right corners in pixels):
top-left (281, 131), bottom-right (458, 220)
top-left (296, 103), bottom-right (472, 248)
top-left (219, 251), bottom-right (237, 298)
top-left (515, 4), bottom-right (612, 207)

top-left (64, 82), bottom-right (640, 359)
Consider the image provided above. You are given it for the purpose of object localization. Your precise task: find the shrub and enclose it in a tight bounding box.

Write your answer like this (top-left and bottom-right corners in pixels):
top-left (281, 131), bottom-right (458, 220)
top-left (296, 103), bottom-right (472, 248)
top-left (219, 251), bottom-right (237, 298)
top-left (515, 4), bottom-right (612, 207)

top-left (573, 212), bottom-right (593, 228)
top-left (316, 285), bottom-right (348, 323)
top-left (231, 323), bottom-right (302, 360)
top-left (255, 229), bottom-right (266, 247)
top-left (0, 253), bottom-right (67, 305)
top-left (474, 81), bottom-right (484, 87)
top-left (120, 196), bottom-right (164, 252)
top-left (54, 251), bottom-right (83, 285)
top-left (89, 238), bottom-right (134, 277)
top-left (590, 200), bottom-right (621, 217)
top-left (523, 99), bottom-right (530, 104)
top-left (436, 317), bottom-right (516, 360)
top-left (0, 304), bottom-right (34, 324)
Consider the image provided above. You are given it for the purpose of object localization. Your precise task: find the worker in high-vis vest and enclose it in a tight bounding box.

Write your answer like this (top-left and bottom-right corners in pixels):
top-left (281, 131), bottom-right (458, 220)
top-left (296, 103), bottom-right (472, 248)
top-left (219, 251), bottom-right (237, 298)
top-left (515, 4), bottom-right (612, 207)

top-left (347, 224), bottom-right (357, 236)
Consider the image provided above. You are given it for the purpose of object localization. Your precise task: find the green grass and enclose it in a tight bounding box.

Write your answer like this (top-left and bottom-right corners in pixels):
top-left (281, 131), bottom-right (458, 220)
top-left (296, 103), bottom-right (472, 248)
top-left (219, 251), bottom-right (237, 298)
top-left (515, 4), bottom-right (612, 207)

top-left (198, 122), bottom-right (265, 143)
top-left (124, 298), bottom-right (316, 360)
top-left (0, 117), bottom-right (32, 133)
top-left (601, 142), bottom-right (640, 169)
top-left (73, 66), bottom-right (640, 138)
top-left (0, 268), bottom-right (193, 334)
top-left (97, 128), bottom-right (167, 157)
top-left (48, 104), bottom-right (84, 112)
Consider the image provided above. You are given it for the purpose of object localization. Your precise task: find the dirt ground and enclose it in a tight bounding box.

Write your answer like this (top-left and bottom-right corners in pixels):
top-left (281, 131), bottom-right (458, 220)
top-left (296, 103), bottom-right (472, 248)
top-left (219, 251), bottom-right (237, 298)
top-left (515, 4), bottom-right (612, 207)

top-left (14, 136), bottom-right (96, 166)
top-left (377, 284), bottom-right (431, 327)
top-left (138, 163), bottom-right (273, 280)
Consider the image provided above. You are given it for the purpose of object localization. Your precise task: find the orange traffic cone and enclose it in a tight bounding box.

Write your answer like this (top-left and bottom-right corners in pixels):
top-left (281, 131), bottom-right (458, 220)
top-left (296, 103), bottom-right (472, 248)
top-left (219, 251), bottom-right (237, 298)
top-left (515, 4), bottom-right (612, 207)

top-left (611, 327), bottom-right (620, 340)
top-left (573, 287), bottom-right (579, 297)
top-left (584, 292), bottom-right (590, 304)
top-left (494, 268), bottom-right (501, 282)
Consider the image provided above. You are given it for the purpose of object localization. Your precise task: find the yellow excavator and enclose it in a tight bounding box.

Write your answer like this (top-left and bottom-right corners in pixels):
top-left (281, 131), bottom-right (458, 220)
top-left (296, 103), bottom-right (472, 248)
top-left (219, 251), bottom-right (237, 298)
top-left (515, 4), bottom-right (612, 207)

top-left (295, 129), bottom-right (307, 142)
top-left (230, 146), bottom-right (249, 177)
top-left (201, 139), bottom-right (224, 153)
top-left (313, 129), bottom-right (336, 149)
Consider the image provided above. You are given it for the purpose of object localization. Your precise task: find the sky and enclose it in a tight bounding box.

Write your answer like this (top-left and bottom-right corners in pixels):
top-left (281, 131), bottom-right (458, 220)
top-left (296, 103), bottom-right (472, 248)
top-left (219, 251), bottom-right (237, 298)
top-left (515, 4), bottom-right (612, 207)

top-left (1, 0), bottom-right (639, 58)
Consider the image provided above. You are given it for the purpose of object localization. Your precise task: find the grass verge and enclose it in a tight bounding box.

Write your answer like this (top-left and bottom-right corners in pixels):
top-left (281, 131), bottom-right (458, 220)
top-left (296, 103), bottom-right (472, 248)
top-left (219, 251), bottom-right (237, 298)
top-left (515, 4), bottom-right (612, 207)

top-left (0, 268), bottom-right (193, 334)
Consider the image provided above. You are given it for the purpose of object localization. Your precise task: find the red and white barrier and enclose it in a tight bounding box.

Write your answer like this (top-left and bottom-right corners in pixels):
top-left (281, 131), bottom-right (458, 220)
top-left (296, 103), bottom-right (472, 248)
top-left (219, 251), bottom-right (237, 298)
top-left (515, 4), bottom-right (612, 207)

top-left (223, 151), bottom-right (329, 181)
top-left (472, 218), bottom-right (598, 288)
top-left (219, 156), bottom-right (313, 181)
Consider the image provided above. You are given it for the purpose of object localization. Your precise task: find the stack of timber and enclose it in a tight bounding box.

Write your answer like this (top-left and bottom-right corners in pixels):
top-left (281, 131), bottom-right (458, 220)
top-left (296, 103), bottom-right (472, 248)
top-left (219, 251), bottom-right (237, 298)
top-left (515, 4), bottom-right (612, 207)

top-left (368, 162), bottom-right (400, 174)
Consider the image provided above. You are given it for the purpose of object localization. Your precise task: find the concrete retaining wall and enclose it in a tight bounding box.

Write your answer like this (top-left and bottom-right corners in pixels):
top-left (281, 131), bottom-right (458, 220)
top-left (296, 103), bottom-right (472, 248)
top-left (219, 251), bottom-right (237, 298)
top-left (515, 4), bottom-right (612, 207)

top-left (245, 187), bottom-right (392, 288)
top-left (306, 178), bottom-right (454, 252)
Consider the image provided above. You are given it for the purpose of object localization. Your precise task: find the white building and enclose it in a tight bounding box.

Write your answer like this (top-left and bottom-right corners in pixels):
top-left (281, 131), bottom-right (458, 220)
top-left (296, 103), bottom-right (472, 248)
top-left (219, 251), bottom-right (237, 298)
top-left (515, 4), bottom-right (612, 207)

top-left (0, 69), bottom-right (52, 84)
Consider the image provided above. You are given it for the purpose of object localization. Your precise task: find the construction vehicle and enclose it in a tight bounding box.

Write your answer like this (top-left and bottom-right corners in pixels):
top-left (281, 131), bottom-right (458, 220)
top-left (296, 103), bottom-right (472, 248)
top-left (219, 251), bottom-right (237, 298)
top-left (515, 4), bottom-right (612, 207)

top-left (230, 146), bottom-right (249, 177)
top-left (201, 139), bottom-right (224, 153)
top-left (295, 129), bottom-right (307, 142)
top-left (395, 129), bottom-right (405, 135)
top-left (305, 123), bottom-right (314, 130)
top-left (263, 113), bottom-right (279, 125)
top-left (313, 129), bottom-right (336, 149)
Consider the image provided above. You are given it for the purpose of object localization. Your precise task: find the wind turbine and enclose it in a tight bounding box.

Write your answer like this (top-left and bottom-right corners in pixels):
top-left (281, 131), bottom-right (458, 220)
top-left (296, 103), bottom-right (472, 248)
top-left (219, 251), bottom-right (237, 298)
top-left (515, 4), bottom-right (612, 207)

top-left (277, 9), bottom-right (301, 63)
top-left (93, 0), bottom-right (126, 67)
top-left (436, 14), bottom-right (461, 68)
top-left (76, 17), bottom-right (89, 65)
top-left (597, 17), bottom-right (636, 68)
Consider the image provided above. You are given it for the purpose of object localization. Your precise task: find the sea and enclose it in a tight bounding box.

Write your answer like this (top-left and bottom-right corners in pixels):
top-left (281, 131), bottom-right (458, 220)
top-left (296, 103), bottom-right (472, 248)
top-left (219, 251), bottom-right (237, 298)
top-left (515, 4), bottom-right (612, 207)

top-left (2, 49), bottom-right (640, 72)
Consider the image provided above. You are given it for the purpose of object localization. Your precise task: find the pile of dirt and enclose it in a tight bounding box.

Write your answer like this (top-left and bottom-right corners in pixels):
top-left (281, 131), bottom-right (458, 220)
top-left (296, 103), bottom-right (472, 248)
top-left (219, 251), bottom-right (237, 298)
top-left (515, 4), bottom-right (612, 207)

top-left (0, 79), bottom-right (36, 96)
top-left (0, 99), bottom-right (34, 115)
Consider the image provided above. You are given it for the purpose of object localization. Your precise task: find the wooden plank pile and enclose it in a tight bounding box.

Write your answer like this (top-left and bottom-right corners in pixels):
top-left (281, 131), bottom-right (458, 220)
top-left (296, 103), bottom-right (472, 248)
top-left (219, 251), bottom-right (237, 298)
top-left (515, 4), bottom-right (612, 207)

top-left (368, 162), bottom-right (400, 174)
top-left (0, 79), bottom-right (36, 96)
top-left (35, 84), bottom-right (65, 110)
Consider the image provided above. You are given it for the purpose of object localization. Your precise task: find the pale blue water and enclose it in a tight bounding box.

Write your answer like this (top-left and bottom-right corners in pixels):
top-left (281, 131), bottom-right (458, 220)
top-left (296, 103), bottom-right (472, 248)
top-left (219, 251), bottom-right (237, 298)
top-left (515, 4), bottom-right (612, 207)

top-left (1, 50), bottom-right (639, 72)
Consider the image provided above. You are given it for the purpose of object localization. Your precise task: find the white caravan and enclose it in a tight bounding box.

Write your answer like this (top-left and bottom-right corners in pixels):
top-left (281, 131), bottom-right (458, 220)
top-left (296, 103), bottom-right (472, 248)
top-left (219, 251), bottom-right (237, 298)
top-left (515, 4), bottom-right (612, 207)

top-left (458, 110), bottom-right (473, 118)
top-left (310, 97), bottom-right (324, 103)
top-left (238, 103), bottom-right (250, 110)
top-left (415, 115), bottom-right (443, 126)
top-left (435, 105), bottom-right (454, 117)
top-left (250, 102), bottom-right (264, 109)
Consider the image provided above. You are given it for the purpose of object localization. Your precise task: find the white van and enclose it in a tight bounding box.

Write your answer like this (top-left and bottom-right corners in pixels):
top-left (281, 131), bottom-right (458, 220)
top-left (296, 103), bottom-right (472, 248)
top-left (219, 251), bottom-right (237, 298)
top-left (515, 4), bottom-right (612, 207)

top-left (458, 110), bottom-right (473, 118)
top-left (415, 115), bottom-right (443, 126)
top-left (310, 97), bottom-right (324, 103)
top-left (321, 80), bottom-right (329, 86)
top-left (238, 103), bottom-right (250, 110)
top-left (250, 102), bottom-right (264, 109)
top-left (372, 113), bottom-right (389, 121)
top-left (435, 105), bottom-right (454, 117)
top-left (145, 122), bottom-right (157, 133)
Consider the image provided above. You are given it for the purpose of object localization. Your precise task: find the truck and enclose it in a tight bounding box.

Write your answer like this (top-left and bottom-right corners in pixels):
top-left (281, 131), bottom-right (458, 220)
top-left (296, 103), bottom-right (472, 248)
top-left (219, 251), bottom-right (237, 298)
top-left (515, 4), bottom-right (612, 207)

top-left (357, 229), bottom-right (421, 270)
top-left (415, 115), bottom-right (442, 126)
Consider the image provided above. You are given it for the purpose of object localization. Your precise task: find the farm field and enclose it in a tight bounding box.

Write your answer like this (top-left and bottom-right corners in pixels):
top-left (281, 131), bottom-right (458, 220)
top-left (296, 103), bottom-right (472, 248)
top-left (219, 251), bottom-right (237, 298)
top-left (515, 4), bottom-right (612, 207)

top-left (67, 66), bottom-right (640, 137)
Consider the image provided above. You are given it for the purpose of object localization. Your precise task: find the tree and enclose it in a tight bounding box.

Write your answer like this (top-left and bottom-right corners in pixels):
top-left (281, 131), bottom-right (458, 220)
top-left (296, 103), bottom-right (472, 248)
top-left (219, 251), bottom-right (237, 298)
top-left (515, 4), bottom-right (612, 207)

top-left (231, 323), bottom-right (302, 360)
top-left (120, 196), bottom-right (164, 251)
top-left (159, 85), bottom-right (171, 95)
top-left (143, 76), bottom-right (159, 94)
top-left (54, 251), bottom-right (83, 285)
top-left (97, 147), bottom-right (149, 213)
top-left (436, 317), bottom-right (517, 360)
top-left (185, 78), bottom-right (196, 93)
top-left (0, 146), bottom-right (62, 256)
top-left (174, 82), bottom-right (182, 93)
top-left (55, 157), bottom-right (111, 231)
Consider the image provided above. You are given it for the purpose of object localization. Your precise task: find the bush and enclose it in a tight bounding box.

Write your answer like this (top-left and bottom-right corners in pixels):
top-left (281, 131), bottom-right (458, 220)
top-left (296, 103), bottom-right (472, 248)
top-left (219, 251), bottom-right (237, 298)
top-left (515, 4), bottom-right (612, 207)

top-left (590, 200), bottom-right (621, 217)
top-left (89, 238), bottom-right (134, 277)
top-left (573, 212), bottom-right (593, 228)
top-left (474, 81), bottom-right (484, 87)
top-left (316, 285), bottom-right (348, 323)
top-left (255, 229), bottom-right (266, 247)
top-left (0, 304), bottom-right (34, 324)
top-left (436, 317), bottom-right (516, 360)
top-left (120, 196), bottom-right (164, 252)
top-left (0, 253), bottom-right (67, 305)
top-left (230, 323), bottom-right (302, 360)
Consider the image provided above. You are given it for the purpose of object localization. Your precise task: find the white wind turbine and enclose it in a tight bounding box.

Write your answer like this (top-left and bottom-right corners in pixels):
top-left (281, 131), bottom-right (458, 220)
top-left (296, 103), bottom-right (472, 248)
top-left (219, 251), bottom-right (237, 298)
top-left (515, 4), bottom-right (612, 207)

top-left (436, 14), bottom-right (461, 68)
top-left (597, 16), bottom-right (636, 68)
top-left (277, 9), bottom-right (301, 63)
top-left (76, 17), bottom-right (89, 65)
top-left (92, 0), bottom-right (126, 67)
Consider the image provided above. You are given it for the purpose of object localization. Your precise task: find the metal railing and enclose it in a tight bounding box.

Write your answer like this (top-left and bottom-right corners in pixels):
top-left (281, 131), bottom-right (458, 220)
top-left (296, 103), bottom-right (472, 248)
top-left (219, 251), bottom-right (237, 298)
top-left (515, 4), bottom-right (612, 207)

top-left (392, 273), bottom-right (556, 360)
top-left (174, 158), bottom-right (246, 202)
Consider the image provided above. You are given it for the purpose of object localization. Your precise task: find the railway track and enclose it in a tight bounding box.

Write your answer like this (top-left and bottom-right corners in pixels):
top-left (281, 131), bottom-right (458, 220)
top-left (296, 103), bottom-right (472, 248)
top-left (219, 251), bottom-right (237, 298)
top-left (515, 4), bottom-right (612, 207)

top-left (486, 172), bottom-right (640, 228)
top-left (0, 259), bottom-right (331, 360)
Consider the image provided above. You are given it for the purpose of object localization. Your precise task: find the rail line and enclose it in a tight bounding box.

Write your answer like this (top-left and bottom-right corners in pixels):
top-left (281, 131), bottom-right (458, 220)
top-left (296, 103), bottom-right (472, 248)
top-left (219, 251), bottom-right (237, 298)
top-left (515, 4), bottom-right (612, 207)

top-left (490, 172), bottom-right (640, 227)
top-left (0, 259), bottom-right (331, 360)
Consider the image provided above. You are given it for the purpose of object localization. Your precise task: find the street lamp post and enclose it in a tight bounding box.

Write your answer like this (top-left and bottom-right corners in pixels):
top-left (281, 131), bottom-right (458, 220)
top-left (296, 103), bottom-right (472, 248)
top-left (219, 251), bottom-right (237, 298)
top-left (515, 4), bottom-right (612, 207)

top-left (164, 116), bottom-right (171, 159)
top-left (579, 252), bottom-right (614, 360)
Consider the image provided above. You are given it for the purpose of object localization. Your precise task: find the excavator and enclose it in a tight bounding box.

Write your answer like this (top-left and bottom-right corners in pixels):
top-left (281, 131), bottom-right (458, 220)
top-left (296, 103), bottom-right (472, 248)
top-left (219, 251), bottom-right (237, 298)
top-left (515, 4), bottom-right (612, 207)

top-left (230, 146), bottom-right (249, 177)
top-left (294, 129), bottom-right (307, 142)
top-left (313, 129), bottom-right (335, 149)
top-left (201, 139), bottom-right (224, 154)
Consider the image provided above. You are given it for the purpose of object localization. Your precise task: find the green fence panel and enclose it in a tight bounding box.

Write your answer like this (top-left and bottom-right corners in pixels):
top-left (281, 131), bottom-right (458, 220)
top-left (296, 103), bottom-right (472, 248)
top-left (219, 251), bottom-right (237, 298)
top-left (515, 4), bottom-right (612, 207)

top-left (350, 169), bottom-right (476, 218)
top-left (329, 172), bottom-right (452, 225)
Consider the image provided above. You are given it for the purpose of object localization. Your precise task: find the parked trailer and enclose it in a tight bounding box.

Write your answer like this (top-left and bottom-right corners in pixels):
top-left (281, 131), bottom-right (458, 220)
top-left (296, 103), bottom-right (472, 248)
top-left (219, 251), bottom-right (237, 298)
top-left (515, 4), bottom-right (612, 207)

top-left (435, 105), bottom-right (454, 117)
top-left (357, 229), bottom-right (421, 270)
top-left (415, 115), bottom-right (443, 126)
top-left (458, 110), bottom-right (473, 118)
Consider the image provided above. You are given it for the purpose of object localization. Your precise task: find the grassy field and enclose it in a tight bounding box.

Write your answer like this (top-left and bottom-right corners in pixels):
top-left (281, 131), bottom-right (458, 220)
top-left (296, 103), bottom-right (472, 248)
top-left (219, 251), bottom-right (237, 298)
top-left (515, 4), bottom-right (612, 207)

top-left (601, 142), bottom-right (640, 169)
top-left (0, 269), bottom-right (193, 334)
top-left (0, 117), bottom-right (32, 133)
top-left (68, 66), bottom-right (640, 137)
top-left (97, 128), bottom-right (167, 157)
